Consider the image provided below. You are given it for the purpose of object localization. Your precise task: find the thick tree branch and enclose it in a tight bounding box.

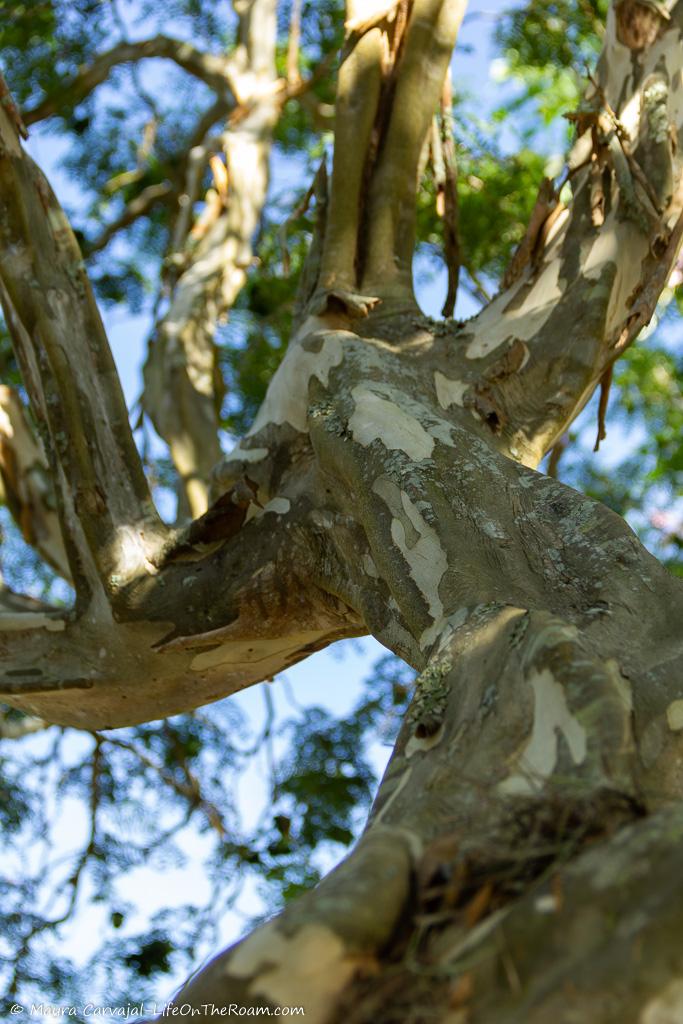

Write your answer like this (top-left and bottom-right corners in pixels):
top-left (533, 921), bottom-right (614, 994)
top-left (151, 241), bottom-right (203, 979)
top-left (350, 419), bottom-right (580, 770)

top-left (312, 0), bottom-right (466, 315)
top-left (428, 0), bottom-right (683, 466)
top-left (22, 36), bottom-right (239, 125)
top-left (176, 827), bottom-right (413, 1022)
top-left (142, 0), bottom-right (281, 518)
top-left (362, 0), bottom-right (467, 296)
top-left (170, 538), bottom-right (682, 1019)
top-left (315, 1), bottom-right (386, 303)
top-left (0, 79), bottom-right (167, 597)
top-left (0, 481), bottom-right (362, 728)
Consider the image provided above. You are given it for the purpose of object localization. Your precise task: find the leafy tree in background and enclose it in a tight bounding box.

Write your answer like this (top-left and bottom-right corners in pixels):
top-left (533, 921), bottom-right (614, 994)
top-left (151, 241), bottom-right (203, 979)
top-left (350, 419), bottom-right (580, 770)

top-left (0, 0), bottom-right (681, 1019)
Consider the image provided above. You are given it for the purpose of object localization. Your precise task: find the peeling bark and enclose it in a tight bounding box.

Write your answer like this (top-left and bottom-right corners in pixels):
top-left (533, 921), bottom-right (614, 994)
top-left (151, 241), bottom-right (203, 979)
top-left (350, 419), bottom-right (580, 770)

top-left (156, 3), bottom-right (683, 1017)
top-left (1, 2), bottom-right (683, 1019)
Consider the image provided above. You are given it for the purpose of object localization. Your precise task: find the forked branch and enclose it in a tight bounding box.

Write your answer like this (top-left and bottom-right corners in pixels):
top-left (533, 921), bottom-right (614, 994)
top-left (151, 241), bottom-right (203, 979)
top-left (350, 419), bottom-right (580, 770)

top-left (314, 0), bottom-right (466, 312)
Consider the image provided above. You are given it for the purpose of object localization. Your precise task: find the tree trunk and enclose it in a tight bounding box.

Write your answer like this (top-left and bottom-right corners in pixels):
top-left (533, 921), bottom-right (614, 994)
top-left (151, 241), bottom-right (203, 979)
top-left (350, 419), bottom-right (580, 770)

top-left (1, 1), bottom-right (683, 1019)
top-left (172, 2), bottom-right (683, 1018)
top-left (175, 322), bottom-right (683, 1021)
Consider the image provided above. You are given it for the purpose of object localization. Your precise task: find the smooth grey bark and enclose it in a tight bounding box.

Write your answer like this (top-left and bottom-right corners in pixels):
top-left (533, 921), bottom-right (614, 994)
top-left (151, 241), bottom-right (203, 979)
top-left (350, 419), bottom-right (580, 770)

top-left (1, 0), bottom-right (683, 1020)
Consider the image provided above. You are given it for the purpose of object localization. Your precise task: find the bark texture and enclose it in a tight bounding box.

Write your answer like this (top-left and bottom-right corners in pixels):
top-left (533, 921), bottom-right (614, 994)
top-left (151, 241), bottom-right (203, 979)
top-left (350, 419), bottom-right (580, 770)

top-left (1, 0), bottom-right (683, 1020)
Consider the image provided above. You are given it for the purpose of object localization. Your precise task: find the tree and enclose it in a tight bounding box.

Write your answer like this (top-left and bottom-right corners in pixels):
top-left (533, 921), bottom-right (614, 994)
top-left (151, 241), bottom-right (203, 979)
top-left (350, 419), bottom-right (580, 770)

top-left (1, 0), bottom-right (683, 1019)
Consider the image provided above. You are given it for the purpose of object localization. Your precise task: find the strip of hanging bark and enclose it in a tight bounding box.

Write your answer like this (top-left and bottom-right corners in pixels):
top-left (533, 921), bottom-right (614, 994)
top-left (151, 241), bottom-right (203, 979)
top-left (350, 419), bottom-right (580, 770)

top-left (535, 199), bottom-right (567, 255)
top-left (167, 120), bottom-right (227, 265)
top-left (501, 177), bottom-right (557, 291)
top-left (593, 364), bottom-right (613, 452)
top-left (578, 81), bottom-right (662, 223)
top-left (547, 434), bottom-right (568, 478)
top-left (431, 116), bottom-right (446, 212)
top-left (437, 74), bottom-right (460, 317)
top-left (388, 0), bottom-right (411, 62)
top-left (293, 162), bottom-right (329, 326)
top-left (188, 175), bottom-right (225, 242)
top-left (611, 191), bottom-right (683, 359)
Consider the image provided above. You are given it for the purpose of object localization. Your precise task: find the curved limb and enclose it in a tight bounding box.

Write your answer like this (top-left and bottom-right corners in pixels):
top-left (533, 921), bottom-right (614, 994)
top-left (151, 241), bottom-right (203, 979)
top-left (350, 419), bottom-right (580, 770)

top-left (0, 88), bottom-right (167, 600)
top-left (22, 36), bottom-right (239, 125)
